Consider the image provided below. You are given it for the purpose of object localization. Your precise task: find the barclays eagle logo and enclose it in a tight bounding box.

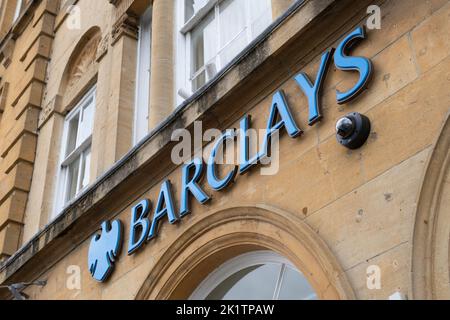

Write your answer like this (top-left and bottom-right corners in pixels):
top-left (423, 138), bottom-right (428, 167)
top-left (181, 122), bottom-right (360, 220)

top-left (88, 220), bottom-right (123, 282)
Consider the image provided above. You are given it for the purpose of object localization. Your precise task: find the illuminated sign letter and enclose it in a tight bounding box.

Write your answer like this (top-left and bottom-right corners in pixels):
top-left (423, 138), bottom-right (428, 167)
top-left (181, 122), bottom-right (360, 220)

top-left (294, 49), bottom-right (334, 125)
top-left (207, 130), bottom-right (238, 191)
top-left (261, 90), bottom-right (302, 157)
top-left (180, 158), bottom-right (210, 217)
top-left (240, 91), bottom-right (301, 174)
top-left (239, 115), bottom-right (260, 174)
top-left (334, 26), bottom-right (373, 104)
top-left (148, 180), bottom-right (179, 240)
top-left (128, 199), bottom-right (151, 255)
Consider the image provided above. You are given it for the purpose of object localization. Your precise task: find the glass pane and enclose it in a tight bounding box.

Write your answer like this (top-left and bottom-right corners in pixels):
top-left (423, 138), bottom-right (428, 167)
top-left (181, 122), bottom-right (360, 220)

top-left (185, 0), bottom-right (195, 22)
top-left (249, 0), bottom-right (272, 37)
top-left (219, 31), bottom-right (247, 67)
top-left (65, 156), bottom-right (81, 203)
top-left (135, 7), bottom-right (151, 143)
top-left (185, 0), bottom-right (208, 22)
top-left (206, 264), bottom-right (281, 300)
top-left (65, 112), bottom-right (80, 157)
top-left (79, 96), bottom-right (94, 144)
top-left (191, 11), bottom-right (215, 74)
top-left (219, 0), bottom-right (246, 48)
top-left (192, 69), bottom-right (206, 91)
top-left (278, 266), bottom-right (317, 300)
top-left (80, 148), bottom-right (91, 190)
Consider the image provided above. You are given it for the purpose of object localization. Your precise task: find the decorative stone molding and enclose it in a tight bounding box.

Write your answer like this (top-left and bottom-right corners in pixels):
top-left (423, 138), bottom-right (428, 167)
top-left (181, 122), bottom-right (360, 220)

top-left (135, 205), bottom-right (356, 300)
top-left (96, 33), bottom-right (110, 63)
top-left (66, 33), bottom-right (101, 90)
top-left (111, 12), bottom-right (139, 46)
top-left (38, 94), bottom-right (62, 129)
top-left (111, 0), bottom-right (135, 19)
top-left (412, 113), bottom-right (450, 300)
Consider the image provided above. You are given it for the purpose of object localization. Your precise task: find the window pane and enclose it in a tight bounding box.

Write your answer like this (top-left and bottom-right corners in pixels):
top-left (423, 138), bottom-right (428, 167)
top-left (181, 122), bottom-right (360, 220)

top-left (134, 7), bottom-right (152, 143)
top-left (191, 12), bottom-right (215, 75)
top-left (219, 0), bottom-right (246, 48)
top-left (185, 0), bottom-right (195, 22)
top-left (192, 70), bottom-right (206, 91)
top-left (13, 0), bottom-right (23, 22)
top-left (79, 96), bottom-right (94, 144)
top-left (65, 156), bottom-right (81, 203)
top-left (66, 112), bottom-right (80, 157)
top-left (278, 266), bottom-right (317, 300)
top-left (206, 264), bottom-right (281, 300)
top-left (249, 0), bottom-right (272, 37)
top-left (219, 31), bottom-right (247, 67)
top-left (185, 0), bottom-right (208, 22)
top-left (80, 148), bottom-right (91, 191)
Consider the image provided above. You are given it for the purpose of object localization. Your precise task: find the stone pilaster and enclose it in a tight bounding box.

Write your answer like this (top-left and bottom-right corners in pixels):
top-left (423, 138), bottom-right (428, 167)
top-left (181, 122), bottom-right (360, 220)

top-left (148, 0), bottom-right (175, 130)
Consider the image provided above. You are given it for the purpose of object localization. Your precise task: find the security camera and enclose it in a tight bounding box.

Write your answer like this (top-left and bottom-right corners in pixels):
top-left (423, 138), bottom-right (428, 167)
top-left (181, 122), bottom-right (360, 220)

top-left (336, 112), bottom-right (371, 150)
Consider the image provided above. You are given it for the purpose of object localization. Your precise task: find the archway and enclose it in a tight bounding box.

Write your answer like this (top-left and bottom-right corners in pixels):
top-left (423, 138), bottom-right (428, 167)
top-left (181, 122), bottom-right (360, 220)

top-left (189, 250), bottom-right (317, 300)
top-left (58, 26), bottom-right (101, 112)
top-left (135, 205), bottom-right (355, 300)
top-left (412, 113), bottom-right (450, 299)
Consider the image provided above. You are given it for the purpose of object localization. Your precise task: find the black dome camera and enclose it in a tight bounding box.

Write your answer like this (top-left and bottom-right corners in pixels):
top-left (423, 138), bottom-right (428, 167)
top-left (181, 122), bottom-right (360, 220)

top-left (336, 112), bottom-right (371, 150)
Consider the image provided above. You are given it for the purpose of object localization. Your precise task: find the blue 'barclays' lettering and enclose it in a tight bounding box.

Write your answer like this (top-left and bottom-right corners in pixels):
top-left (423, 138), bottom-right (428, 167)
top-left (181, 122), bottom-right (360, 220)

top-left (239, 90), bottom-right (302, 174)
top-left (334, 26), bottom-right (373, 104)
top-left (89, 26), bottom-right (374, 281)
top-left (294, 48), bottom-right (334, 126)
top-left (123, 27), bottom-right (372, 254)
top-left (180, 157), bottom-right (210, 217)
top-left (126, 26), bottom-right (374, 257)
top-left (207, 130), bottom-right (239, 191)
top-left (128, 199), bottom-right (151, 255)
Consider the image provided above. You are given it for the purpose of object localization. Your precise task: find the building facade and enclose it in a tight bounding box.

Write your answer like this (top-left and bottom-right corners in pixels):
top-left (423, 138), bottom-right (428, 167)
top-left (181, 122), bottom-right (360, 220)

top-left (0, 0), bottom-right (449, 300)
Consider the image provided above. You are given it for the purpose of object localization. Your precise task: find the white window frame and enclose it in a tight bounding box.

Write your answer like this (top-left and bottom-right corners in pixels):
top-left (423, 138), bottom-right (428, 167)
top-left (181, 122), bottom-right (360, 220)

top-left (53, 86), bottom-right (96, 218)
top-left (133, 5), bottom-right (152, 145)
top-left (13, 0), bottom-right (24, 23)
top-left (175, 0), bottom-right (272, 105)
top-left (189, 251), bottom-right (317, 300)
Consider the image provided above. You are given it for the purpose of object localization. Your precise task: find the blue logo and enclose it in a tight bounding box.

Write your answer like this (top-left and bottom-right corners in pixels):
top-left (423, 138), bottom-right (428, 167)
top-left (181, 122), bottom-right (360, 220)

top-left (88, 220), bottom-right (123, 282)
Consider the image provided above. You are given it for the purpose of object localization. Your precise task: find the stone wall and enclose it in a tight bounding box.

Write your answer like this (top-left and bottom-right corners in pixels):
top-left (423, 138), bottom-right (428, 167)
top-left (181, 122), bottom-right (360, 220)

top-left (0, 0), bottom-right (448, 300)
top-left (0, 0), bottom-right (58, 262)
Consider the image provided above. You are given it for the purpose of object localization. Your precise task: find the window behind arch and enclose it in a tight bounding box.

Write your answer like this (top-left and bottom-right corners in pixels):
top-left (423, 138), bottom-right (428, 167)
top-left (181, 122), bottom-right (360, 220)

top-left (190, 251), bottom-right (317, 300)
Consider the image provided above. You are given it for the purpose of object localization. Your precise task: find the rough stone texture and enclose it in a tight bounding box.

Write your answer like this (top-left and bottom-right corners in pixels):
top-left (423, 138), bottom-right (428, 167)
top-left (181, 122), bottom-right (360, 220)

top-left (0, 0), bottom-right (57, 261)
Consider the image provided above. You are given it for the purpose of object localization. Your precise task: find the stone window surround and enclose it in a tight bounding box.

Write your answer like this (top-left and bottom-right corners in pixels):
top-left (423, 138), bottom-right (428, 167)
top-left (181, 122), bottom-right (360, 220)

top-left (0, 0), bottom-right (36, 68)
top-left (0, 0), bottom-right (367, 289)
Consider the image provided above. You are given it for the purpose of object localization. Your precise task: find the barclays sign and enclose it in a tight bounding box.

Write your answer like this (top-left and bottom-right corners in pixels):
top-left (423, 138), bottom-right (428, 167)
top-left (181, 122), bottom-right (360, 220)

top-left (88, 26), bottom-right (374, 283)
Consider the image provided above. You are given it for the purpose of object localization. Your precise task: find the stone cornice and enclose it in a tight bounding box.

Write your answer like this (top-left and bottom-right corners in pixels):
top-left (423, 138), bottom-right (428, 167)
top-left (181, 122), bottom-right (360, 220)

top-left (111, 11), bottom-right (139, 45)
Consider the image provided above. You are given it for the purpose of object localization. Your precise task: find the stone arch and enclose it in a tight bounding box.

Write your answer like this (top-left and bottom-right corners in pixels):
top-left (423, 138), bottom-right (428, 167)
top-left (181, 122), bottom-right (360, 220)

top-left (135, 205), bottom-right (355, 300)
top-left (58, 26), bottom-right (101, 112)
top-left (412, 113), bottom-right (450, 300)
